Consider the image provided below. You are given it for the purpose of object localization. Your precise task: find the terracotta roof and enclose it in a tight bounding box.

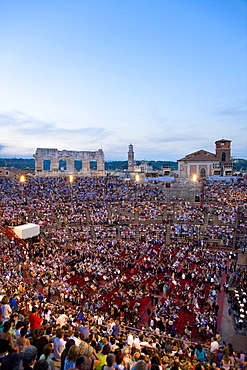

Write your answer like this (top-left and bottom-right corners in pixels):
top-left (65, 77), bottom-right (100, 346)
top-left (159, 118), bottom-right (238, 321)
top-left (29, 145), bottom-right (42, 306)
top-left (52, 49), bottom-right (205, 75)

top-left (215, 138), bottom-right (231, 143)
top-left (178, 149), bottom-right (218, 162)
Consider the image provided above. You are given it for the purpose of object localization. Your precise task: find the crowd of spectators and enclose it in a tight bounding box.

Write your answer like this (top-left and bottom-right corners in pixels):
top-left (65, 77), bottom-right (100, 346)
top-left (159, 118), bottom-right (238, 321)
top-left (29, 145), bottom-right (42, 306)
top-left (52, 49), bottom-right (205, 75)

top-left (0, 176), bottom-right (246, 369)
top-left (228, 266), bottom-right (247, 331)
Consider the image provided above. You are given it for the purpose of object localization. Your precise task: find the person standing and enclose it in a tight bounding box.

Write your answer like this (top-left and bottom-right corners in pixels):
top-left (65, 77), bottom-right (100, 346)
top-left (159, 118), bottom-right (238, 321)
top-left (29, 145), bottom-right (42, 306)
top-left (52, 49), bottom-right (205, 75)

top-left (9, 294), bottom-right (18, 311)
top-left (28, 307), bottom-right (42, 332)
top-left (1, 296), bottom-right (12, 323)
top-left (53, 329), bottom-right (66, 361)
top-left (227, 308), bottom-right (232, 321)
top-left (56, 309), bottom-right (68, 327)
top-left (209, 337), bottom-right (219, 364)
top-left (78, 321), bottom-right (90, 340)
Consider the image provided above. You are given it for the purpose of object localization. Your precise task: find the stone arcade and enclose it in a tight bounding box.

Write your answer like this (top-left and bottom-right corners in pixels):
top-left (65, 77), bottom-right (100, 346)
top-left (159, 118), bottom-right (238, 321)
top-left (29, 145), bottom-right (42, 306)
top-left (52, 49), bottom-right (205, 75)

top-left (34, 148), bottom-right (105, 177)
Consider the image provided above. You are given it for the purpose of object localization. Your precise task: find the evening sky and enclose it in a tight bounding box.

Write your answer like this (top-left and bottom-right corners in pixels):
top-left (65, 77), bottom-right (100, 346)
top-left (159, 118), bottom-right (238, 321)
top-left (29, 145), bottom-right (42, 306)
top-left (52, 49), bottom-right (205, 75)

top-left (0, 0), bottom-right (246, 160)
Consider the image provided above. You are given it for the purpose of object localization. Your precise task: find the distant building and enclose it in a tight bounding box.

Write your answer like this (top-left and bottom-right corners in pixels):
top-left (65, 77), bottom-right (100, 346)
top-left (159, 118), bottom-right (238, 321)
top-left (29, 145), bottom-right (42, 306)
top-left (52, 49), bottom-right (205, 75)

top-left (135, 161), bottom-right (153, 172)
top-left (178, 139), bottom-right (233, 179)
top-left (128, 144), bottom-right (135, 172)
top-left (0, 167), bottom-right (22, 178)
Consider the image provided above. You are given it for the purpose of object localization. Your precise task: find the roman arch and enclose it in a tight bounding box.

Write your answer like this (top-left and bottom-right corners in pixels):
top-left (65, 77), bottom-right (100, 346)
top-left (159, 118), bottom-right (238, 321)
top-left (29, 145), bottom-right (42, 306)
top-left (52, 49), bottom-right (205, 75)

top-left (34, 148), bottom-right (105, 177)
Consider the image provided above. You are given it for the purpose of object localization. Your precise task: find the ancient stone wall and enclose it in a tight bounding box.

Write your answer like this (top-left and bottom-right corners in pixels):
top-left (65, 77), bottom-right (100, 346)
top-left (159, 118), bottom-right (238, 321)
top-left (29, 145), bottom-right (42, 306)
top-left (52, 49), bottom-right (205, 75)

top-left (33, 148), bottom-right (105, 177)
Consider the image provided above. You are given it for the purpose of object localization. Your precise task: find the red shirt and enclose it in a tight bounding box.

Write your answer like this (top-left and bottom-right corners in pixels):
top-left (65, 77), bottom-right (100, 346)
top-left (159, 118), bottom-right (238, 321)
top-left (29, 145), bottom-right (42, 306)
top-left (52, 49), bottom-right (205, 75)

top-left (28, 312), bottom-right (42, 331)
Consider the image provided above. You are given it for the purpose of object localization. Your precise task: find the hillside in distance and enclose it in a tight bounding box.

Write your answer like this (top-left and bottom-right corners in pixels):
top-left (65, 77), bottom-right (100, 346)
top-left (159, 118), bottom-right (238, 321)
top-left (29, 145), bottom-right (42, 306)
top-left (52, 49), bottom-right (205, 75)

top-left (0, 158), bottom-right (246, 171)
top-left (0, 158), bottom-right (178, 171)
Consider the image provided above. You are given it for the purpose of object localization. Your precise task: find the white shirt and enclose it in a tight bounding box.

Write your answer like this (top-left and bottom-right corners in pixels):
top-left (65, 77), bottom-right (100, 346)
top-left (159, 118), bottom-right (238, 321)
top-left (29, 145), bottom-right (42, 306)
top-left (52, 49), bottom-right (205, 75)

top-left (133, 337), bottom-right (141, 350)
top-left (2, 304), bottom-right (12, 323)
top-left (210, 340), bottom-right (219, 353)
top-left (56, 314), bottom-right (68, 326)
top-left (70, 335), bottom-right (81, 346)
top-left (127, 334), bottom-right (133, 347)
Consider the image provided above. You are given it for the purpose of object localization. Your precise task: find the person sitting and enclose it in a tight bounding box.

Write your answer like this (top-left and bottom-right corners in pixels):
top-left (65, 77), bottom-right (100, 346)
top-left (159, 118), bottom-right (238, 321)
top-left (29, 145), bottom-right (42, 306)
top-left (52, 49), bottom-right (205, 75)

top-left (16, 327), bottom-right (31, 353)
top-left (64, 345), bottom-right (79, 370)
top-left (1, 352), bottom-right (23, 370)
top-left (221, 354), bottom-right (231, 370)
top-left (113, 352), bottom-right (125, 370)
top-left (75, 356), bottom-right (86, 370)
top-left (32, 328), bottom-right (49, 360)
top-left (61, 339), bottom-right (76, 370)
top-left (82, 345), bottom-right (101, 370)
top-left (135, 360), bottom-right (147, 370)
top-left (194, 344), bottom-right (207, 362)
top-left (22, 345), bottom-right (38, 370)
top-left (96, 344), bottom-right (111, 370)
top-left (0, 321), bottom-right (20, 362)
top-left (39, 343), bottom-right (55, 370)
top-left (33, 359), bottom-right (49, 370)
top-left (104, 354), bottom-right (115, 370)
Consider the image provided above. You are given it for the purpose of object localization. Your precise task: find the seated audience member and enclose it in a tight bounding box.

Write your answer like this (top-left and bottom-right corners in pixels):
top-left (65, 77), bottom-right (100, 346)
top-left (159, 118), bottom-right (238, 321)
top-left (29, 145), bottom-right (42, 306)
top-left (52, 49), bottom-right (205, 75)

top-left (16, 327), bottom-right (31, 353)
top-left (33, 359), bottom-right (49, 370)
top-left (64, 345), bottom-right (79, 370)
top-left (32, 328), bottom-right (49, 359)
top-left (22, 345), bottom-right (38, 370)
top-left (39, 343), bottom-right (55, 370)
top-left (0, 321), bottom-right (20, 360)
top-left (1, 352), bottom-right (23, 370)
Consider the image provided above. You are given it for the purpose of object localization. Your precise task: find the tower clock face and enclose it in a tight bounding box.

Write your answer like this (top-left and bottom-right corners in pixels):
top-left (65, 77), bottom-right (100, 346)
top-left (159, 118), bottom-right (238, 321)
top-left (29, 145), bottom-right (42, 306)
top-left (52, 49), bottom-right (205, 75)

top-left (128, 161), bottom-right (132, 164)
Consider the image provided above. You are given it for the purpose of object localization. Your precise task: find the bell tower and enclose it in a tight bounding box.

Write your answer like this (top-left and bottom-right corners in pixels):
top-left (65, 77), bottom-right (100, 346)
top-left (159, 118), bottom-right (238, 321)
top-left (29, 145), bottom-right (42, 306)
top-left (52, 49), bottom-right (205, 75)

top-left (128, 143), bottom-right (135, 171)
top-left (215, 139), bottom-right (231, 165)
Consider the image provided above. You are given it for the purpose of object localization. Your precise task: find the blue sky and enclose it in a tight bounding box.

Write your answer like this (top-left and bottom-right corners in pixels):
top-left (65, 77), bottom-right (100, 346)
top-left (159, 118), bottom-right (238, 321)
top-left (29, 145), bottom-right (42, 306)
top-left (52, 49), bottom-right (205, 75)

top-left (0, 0), bottom-right (246, 161)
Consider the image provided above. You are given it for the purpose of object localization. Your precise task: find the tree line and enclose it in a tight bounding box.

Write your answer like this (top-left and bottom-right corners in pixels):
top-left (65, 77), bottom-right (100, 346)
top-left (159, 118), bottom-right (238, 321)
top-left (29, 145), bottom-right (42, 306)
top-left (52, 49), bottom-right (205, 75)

top-left (0, 158), bottom-right (246, 171)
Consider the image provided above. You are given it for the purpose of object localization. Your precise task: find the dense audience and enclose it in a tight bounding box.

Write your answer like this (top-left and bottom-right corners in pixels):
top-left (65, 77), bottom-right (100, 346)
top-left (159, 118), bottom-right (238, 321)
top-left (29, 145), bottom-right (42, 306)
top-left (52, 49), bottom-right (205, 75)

top-left (0, 176), bottom-right (246, 369)
top-left (228, 267), bottom-right (247, 331)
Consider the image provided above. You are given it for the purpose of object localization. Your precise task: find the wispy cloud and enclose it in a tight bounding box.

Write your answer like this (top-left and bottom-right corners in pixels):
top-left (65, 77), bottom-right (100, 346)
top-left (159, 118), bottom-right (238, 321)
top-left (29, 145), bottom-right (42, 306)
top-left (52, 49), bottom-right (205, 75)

top-left (0, 109), bottom-right (246, 161)
top-left (217, 104), bottom-right (247, 119)
top-left (0, 111), bottom-right (113, 156)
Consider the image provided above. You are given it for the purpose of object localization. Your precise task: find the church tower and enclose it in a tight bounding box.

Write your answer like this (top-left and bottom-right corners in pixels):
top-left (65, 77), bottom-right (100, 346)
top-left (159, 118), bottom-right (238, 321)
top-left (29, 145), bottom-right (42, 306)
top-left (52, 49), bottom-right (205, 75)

top-left (215, 139), bottom-right (232, 176)
top-left (128, 143), bottom-right (135, 171)
top-left (215, 139), bottom-right (231, 165)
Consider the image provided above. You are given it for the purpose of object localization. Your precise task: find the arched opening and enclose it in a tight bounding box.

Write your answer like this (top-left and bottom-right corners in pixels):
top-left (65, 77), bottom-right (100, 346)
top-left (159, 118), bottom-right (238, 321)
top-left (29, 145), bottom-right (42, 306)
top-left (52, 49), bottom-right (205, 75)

top-left (90, 160), bottom-right (97, 170)
top-left (200, 168), bottom-right (206, 178)
top-left (221, 152), bottom-right (226, 162)
top-left (43, 159), bottom-right (51, 171)
top-left (74, 159), bottom-right (82, 171)
top-left (59, 159), bottom-right (67, 171)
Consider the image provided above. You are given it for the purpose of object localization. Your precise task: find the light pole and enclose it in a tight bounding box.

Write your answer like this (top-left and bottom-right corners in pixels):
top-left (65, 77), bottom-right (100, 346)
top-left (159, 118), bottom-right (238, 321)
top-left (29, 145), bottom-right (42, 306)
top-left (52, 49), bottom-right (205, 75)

top-left (19, 175), bottom-right (26, 204)
top-left (135, 174), bottom-right (140, 226)
top-left (135, 174), bottom-right (140, 199)
top-left (69, 175), bottom-right (74, 202)
top-left (200, 177), bottom-right (205, 207)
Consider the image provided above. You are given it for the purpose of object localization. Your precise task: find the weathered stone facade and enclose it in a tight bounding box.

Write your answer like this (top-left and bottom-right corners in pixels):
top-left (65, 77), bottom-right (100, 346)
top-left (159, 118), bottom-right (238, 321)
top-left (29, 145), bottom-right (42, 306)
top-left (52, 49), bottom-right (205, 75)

top-left (34, 148), bottom-right (105, 177)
